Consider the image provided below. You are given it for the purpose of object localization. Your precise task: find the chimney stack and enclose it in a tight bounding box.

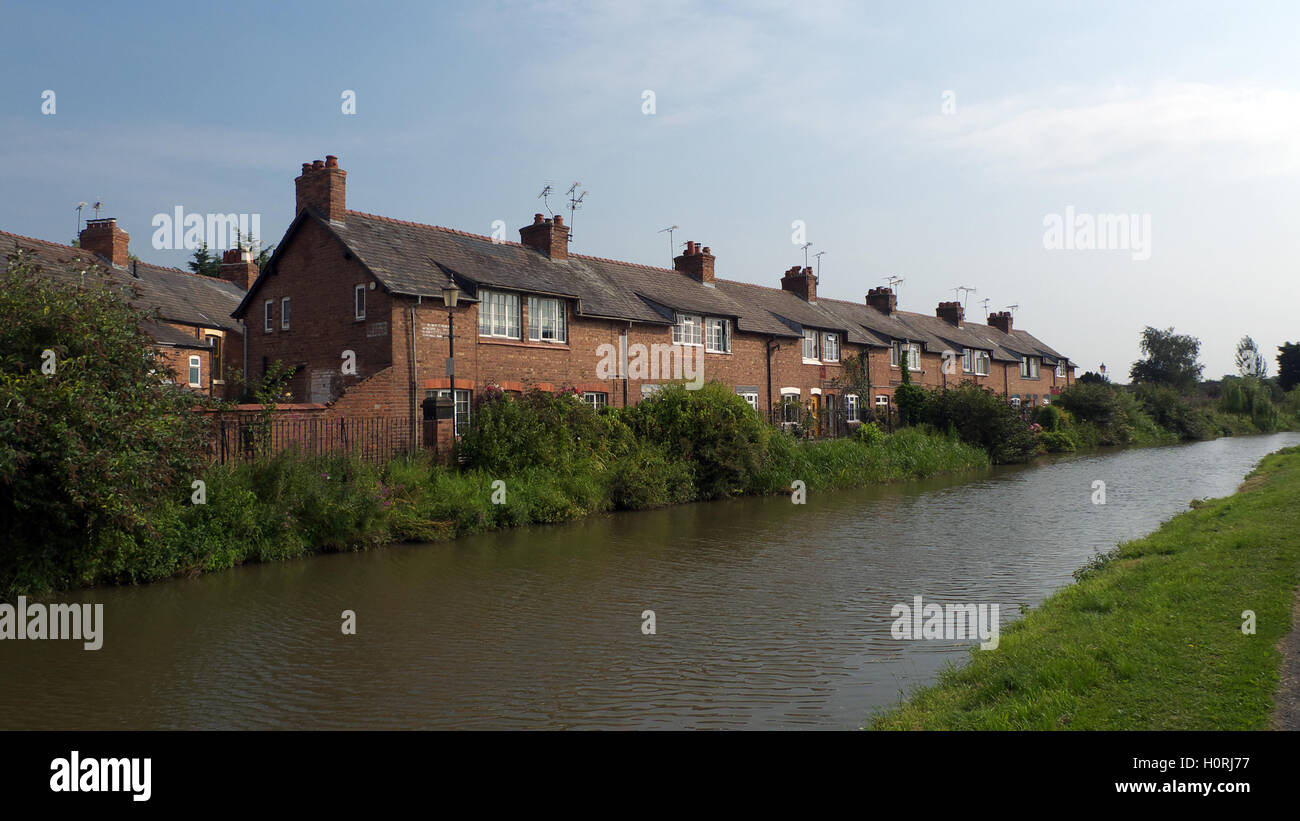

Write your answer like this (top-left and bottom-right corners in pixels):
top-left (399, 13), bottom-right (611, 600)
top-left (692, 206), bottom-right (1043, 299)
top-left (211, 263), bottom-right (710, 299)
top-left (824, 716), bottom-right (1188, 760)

top-left (673, 240), bottom-right (715, 283)
top-left (219, 247), bottom-right (260, 291)
top-left (519, 213), bottom-right (569, 260)
top-left (79, 218), bottom-right (130, 269)
top-left (866, 286), bottom-right (896, 315)
top-left (295, 155), bottom-right (347, 223)
top-left (936, 301), bottom-right (964, 326)
top-left (988, 311), bottom-right (1013, 334)
top-left (779, 265), bottom-right (817, 301)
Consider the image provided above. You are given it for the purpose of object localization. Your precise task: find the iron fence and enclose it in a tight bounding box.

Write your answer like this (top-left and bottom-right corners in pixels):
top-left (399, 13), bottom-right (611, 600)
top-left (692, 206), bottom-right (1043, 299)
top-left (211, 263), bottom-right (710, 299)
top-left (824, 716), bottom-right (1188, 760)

top-left (206, 415), bottom-right (418, 464)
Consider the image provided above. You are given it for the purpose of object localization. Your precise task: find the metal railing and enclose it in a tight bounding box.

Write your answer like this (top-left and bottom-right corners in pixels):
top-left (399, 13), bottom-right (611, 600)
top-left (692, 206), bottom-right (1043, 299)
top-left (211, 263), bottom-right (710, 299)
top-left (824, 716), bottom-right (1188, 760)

top-left (206, 415), bottom-right (417, 464)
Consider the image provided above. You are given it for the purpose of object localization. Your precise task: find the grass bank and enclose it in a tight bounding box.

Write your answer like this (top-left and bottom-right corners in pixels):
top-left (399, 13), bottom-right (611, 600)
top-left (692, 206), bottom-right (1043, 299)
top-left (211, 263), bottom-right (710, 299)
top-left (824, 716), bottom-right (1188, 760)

top-left (869, 445), bottom-right (1300, 730)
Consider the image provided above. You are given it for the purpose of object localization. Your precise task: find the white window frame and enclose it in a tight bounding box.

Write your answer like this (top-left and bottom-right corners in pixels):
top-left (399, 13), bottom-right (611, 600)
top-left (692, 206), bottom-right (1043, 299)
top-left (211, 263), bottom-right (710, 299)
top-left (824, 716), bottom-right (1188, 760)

top-left (975, 350), bottom-right (990, 376)
top-left (479, 289), bottom-right (521, 339)
top-left (264, 300), bottom-right (273, 332)
top-left (528, 296), bottom-right (567, 343)
top-left (802, 328), bottom-right (819, 361)
top-left (582, 391), bottom-right (607, 410)
top-left (739, 391), bottom-right (759, 413)
top-left (962, 348), bottom-right (973, 373)
top-left (1055, 360), bottom-right (1066, 378)
top-left (354, 285), bottom-right (366, 321)
top-left (1021, 356), bottom-right (1040, 379)
top-left (875, 394), bottom-right (890, 407)
top-left (673, 313), bottom-right (703, 346)
top-left (188, 355), bottom-right (202, 387)
top-left (781, 393), bottom-right (801, 424)
top-left (821, 332), bottom-right (840, 362)
top-left (846, 393), bottom-right (859, 422)
top-left (705, 317), bottom-right (731, 353)
top-left (1010, 396), bottom-right (1022, 407)
top-left (281, 297), bottom-right (290, 330)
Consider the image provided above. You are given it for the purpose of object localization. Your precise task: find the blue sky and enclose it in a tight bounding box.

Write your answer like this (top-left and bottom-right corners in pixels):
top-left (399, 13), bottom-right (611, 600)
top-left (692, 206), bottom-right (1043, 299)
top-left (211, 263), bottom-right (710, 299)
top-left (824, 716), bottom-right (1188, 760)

top-left (2, 0), bottom-right (1297, 378)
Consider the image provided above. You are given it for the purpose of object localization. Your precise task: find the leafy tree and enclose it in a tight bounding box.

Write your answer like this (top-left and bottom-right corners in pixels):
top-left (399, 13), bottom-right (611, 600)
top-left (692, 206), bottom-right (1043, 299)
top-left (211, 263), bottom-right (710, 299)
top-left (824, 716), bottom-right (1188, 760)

top-left (0, 248), bottom-right (213, 595)
top-left (1278, 342), bottom-right (1300, 392)
top-left (1077, 370), bottom-right (1110, 385)
top-left (187, 242), bottom-right (220, 277)
top-left (1234, 336), bottom-right (1267, 378)
top-left (1129, 326), bottom-right (1203, 392)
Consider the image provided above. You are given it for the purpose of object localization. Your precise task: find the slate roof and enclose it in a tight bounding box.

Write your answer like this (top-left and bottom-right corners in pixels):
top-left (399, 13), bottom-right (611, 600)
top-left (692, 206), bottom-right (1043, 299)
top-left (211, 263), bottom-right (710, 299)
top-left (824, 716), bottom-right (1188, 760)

top-left (242, 208), bottom-right (1072, 365)
top-left (2, 229), bottom-right (246, 336)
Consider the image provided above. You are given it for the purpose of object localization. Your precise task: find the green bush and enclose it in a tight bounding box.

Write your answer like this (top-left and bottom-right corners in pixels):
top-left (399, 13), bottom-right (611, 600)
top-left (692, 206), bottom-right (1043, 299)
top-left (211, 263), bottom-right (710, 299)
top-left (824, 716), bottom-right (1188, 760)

top-left (622, 382), bottom-right (768, 499)
top-left (855, 421), bottom-right (886, 445)
top-left (1035, 403), bottom-right (1062, 432)
top-left (924, 383), bottom-right (1038, 464)
top-left (1040, 430), bottom-right (1078, 452)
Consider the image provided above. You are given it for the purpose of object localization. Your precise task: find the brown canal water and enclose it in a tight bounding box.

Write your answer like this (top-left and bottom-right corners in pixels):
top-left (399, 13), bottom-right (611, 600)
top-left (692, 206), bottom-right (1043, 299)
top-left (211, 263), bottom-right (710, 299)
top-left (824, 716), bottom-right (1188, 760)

top-left (3, 433), bottom-right (1298, 730)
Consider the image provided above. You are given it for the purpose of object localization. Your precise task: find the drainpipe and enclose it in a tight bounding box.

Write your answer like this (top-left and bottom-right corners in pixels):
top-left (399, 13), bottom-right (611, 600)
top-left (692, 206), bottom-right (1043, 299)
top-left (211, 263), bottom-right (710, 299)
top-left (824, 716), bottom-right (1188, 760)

top-left (766, 336), bottom-right (776, 424)
top-left (409, 298), bottom-right (419, 450)
top-left (240, 318), bottom-right (248, 401)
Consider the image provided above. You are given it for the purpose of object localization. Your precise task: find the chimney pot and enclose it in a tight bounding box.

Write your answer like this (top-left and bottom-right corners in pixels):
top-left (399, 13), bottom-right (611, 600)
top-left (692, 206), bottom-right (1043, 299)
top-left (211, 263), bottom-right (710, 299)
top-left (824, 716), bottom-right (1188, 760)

top-left (302, 163), bottom-right (313, 174)
top-left (674, 241), bottom-right (714, 283)
top-left (325, 155), bottom-right (338, 168)
top-left (780, 264), bottom-right (817, 301)
top-left (702, 246), bottom-right (711, 255)
top-left (554, 214), bottom-right (564, 226)
top-left (533, 213), bottom-right (545, 224)
top-left (79, 218), bottom-right (130, 268)
top-left (519, 211), bottom-right (569, 260)
top-left (312, 159), bottom-right (325, 170)
top-left (295, 155), bottom-right (347, 222)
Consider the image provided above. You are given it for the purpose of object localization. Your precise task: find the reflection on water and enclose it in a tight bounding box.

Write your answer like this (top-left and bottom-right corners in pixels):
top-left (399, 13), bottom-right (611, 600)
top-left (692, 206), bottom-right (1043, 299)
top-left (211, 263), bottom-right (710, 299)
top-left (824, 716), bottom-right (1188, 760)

top-left (3, 433), bottom-right (1297, 729)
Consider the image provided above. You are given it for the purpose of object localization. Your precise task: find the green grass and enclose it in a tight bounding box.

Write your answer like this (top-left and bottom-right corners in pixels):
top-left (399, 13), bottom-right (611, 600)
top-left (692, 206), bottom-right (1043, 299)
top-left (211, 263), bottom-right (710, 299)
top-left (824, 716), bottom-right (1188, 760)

top-left (869, 445), bottom-right (1300, 730)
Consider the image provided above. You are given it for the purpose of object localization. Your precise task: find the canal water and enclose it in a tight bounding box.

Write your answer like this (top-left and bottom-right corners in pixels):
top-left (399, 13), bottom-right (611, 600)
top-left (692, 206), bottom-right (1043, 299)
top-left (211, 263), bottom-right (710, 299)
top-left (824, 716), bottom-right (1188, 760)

top-left (3, 433), bottom-right (1297, 730)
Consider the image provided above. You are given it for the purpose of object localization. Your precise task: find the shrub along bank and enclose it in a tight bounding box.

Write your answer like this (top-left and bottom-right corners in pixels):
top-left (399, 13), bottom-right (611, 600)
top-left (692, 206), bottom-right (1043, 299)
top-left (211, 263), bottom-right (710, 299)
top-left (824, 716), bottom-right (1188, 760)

top-left (3, 384), bottom-right (989, 597)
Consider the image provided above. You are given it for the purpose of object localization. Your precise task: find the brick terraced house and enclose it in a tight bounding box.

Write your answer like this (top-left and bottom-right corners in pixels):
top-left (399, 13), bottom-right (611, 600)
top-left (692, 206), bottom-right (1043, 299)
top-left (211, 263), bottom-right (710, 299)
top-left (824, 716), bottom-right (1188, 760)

top-left (5, 219), bottom-right (249, 397)
top-left (234, 156), bottom-right (1075, 442)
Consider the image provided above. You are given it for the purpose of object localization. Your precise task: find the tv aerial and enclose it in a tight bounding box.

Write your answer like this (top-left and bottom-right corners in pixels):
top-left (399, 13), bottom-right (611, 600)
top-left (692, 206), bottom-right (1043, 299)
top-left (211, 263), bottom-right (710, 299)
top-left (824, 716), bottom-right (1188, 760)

top-left (885, 274), bottom-right (905, 297)
top-left (813, 250), bottom-right (826, 277)
top-left (955, 285), bottom-right (976, 309)
top-left (1004, 303), bottom-right (1020, 317)
top-left (565, 181), bottom-right (587, 243)
top-left (800, 242), bottom-right (813, 268)
top-left (537, 184), bottom-right (554, 217)
top-left (658, 225), bottom-right (679, 263)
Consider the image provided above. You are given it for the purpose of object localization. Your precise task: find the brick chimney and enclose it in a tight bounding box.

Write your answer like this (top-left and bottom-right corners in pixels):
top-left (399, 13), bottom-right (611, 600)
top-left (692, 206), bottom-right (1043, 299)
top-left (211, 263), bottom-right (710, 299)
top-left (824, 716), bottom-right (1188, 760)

top-left (866, 286), bottom-right (896, 315)
top-left (519, 213), bottom-right (569, 260)
top-left (219, 247), bottom-right (259, 291)
top-left (673, 241), bottom-right (715, 283)
top-left (988, 311), bottom-right (1013, 334)
top-left (80, 218), bottom-right (130, 269)
top-left (780, 265), bottom-right (817, 301)
top-left (295, 155), bottom-right (347, 223)
top-left (936, 301), bottom-right (964, 326)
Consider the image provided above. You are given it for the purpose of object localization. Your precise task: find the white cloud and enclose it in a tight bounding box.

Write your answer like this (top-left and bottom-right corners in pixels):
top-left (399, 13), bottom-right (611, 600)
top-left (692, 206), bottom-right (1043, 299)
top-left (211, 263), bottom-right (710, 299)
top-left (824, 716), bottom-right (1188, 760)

top-left (914, 83), bottom-right (1300, 182)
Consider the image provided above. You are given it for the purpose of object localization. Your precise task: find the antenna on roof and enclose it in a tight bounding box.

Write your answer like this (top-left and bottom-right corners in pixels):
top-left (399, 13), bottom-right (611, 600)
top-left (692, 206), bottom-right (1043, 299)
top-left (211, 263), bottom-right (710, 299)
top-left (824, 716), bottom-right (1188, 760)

top-left (658, 225), bottom-right (678, 265)
top-left (75, 202), bottom-right (87, 238)
top-left (565, 182), bottom-right (587, 244)
top-left (980, 297), bottom-right (991, 316)
top-left (956, 285), bottom-right (976, 309)
top-left (537, 185), bottom-right (554, 217)
top-left (92, 201), bottom-right (103, 219)
top-left (885, 274), bottom-right (905, 299)
top-left (1004, 303), bottom-right (1019, 317)
top-left (813, 250), bottom-right (825, 278)
top-left (800, 242), bottom-right (812, 268)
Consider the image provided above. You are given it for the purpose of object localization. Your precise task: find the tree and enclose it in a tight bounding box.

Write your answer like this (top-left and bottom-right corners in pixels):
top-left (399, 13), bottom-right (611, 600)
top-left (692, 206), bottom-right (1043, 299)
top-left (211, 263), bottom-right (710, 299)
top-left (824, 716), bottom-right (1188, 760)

top-left (0, 248), bottom-right (213, 596)
top-left (894, 349), bottom-right (927, 426)
top-left (1278, 342), bottom-right (1300, 392)
top-left (1234, 336), bottom-right (1267, 378)
top-left (1129, 326), bottom-right (1203, 392)
top-left (187, 243), bottom-right (220, 277)
top-left (1077, 370), bottom-right (1110, 385)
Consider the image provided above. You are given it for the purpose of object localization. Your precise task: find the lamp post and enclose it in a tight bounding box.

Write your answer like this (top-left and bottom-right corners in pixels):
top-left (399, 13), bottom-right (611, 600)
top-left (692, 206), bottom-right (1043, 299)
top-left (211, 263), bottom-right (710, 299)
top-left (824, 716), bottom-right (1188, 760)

top-left (441, 273), bottom-right (461, 437)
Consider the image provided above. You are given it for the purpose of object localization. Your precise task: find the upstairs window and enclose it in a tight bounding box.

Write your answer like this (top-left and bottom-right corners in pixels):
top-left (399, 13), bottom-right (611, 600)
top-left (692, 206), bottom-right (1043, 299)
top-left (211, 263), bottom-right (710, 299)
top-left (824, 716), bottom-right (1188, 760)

top-left (264, 300), bottom-right (273, 332)
top-left (188, 355), bottom-right (202, 387)
top-left (479, 289), bottom-right (520, 339)
top-left (705, 318), bottom-right (731, 353)
top-left (1055, 360), bottom-right (1066, 378)
top-left (673, 313), bottom-right (703, 346)
top-left (821, 332), bottom-right (840, 362)
top-left (966, 349), bottom-right (990, 376)
top-left (891, 341), bottom-right (921, 370)
top-left (1021, 356), bottom-right (1040, 378)
top-left (354, 285), bottom-right (366, 320)
top-left (802, 328), bottom-right (818, 360)
top-left (528, 296), bottom-right (566, 343)
top-left (281, 297), bottom-right (290, 330)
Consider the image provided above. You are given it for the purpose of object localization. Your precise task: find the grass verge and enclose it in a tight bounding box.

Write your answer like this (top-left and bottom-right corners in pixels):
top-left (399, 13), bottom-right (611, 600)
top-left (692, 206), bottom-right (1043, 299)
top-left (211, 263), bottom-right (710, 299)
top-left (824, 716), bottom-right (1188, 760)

top-left (869, 445), bottom-right (1300, 730)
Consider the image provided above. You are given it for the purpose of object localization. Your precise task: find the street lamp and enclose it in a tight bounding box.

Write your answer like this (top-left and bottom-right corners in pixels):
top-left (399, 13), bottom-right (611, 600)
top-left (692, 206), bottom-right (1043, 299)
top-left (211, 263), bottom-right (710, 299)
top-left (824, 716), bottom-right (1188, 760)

top-left (441, 273), bottom-right (460, 435)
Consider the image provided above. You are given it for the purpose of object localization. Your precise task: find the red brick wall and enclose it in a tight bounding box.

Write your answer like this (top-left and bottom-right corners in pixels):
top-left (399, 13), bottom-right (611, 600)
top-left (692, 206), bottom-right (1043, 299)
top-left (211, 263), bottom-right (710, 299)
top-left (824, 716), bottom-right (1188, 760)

top-left (245, 218), bottom-right (392, 405)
